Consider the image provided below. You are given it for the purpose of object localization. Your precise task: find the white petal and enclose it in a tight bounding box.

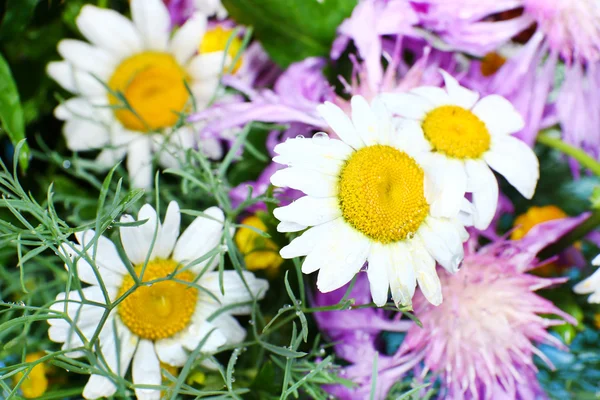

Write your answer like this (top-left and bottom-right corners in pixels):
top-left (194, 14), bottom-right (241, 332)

top-left (593, 254), bottom-right (600, 266)
top-left (187, 53), bottom-right (224, 80)
top-left (351, 95), bottom-right (379, 146)
top-left (317, 101), bottom-right (364, 149)
top-left (76, 5), bottom-right (143, 59)
top-left (170, 12), bottom-right (207, 64)
top-left (132, 340), bottom-right (162, 400)
top-left (314, 225), bottom-right (371, 292)
top-left (367, 244), bottom-right (390, 307)
top-left (201, 270), bottom-right (269, 314)
top-left (180, 319), bottom-right (227, 353)
top-left (273, 196), bottom-right (341, 227)
top-left (131, 0), bottom-right (170, 51)
top-left (465, 160), bottom-right (498, 230)
top-left (425, 155), bottom-right (468, 218)
top-left (411, 238), bottom-right (442, 306)
top-left (191, 78), bottom-right (220, 103)
top-left (279, 221), bottom-right (334, 258)
top-left (47, 61), bottom-right (105, 96)
top-left (55, 96), bottom-right (110, 121)
top-left (155, 338), bottom-right (189, 367)
top-left (472, 94), bottom-right (525, 136)
top-left (83, 320), bottom-right (137, 399)
top-left (417, 217), bottom-right (465, 273)
top-left (173, 206), bottom-right (224, 270)
top-left (57, 39), bottom-right (117, 80)
top-left (270, 167), bottom-right (337, 197)
top-left (387, 242), bottom-right (416, 307)
top-left (574, 268), bottom-right (600, 295)
top-left (440, 70), bottom-right (479, 109)
top-left (410, 86), bottom-right (452, 106)
top-left (277, 221), bottom-right (307, 233)
top-left (272, 137), bottom-right (351, 176)
top-left (484, 135), bottom-right (539, 199)
top-left (63, 245), bottom-right (123, 287)
top-left (370, 96), bottom-right (395, 145)
top-left (63, 120), bottom-right (110, 151)
top-left (74, 230), bottom-right (128, 275)
top-left (390, 118), bottom-right (432, 155)
top-left (211, 313), bottom-right (246, 344)
top-left (127, 137), bottom-right (154, 190)
top-left (120, 204), bottom-right (159, 266)
top-left (154, 201), bottom-right (181, 258)
top-left (379, 92), bottom-right (434, 120)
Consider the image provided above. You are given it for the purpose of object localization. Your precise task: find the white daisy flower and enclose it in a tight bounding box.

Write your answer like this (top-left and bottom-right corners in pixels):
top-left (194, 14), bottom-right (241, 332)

top-left (574, 254), bottom-right (600, 303)
top-left (381, 70), bottom-right (540, 230)
top-left (48, 202), bottom-right (268, 399)
top-left (48, 0), bottom-right (238, 189)
top-left (270, 96), bottom-right (468, 308)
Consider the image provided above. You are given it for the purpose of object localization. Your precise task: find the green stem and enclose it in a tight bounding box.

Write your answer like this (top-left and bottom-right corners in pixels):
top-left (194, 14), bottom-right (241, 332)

top-left (538, 209), bottom-right (600, 260)
top-left (537, 133), bottom-right (600, 176)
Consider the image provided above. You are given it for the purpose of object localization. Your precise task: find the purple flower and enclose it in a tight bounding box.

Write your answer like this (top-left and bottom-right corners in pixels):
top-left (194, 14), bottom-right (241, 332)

top-left (163, 0), bottom-right (227, 25)
top-left (415, 0), bottom-right (600, 151)
top-left (314, 215), bottom-right (587, 399)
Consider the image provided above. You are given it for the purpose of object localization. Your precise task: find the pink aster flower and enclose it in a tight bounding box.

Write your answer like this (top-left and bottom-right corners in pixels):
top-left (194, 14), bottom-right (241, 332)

top-left (397, 215), bottom-right (586, 399)
top-left (415, 0), bottom-right (600, 151)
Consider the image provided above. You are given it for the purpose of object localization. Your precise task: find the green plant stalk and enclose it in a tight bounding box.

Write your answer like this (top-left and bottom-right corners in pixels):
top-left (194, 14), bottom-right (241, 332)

top-left (537, 133), bottom-right (600, 176)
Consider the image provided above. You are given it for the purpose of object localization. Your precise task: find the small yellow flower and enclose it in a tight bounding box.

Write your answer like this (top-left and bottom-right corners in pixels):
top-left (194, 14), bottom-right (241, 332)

top-left (13, 352), bottom-right (48, 399)
top-left (235, 215), bottom-right (283, 275)
top-left (511, 205), bottom-right (568, 240)
top-left (199, 26), bottom-right (243, 73)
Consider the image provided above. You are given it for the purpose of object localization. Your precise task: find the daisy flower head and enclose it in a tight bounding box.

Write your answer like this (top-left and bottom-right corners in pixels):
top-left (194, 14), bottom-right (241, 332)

top-left (574, 254), bottom-right (600, 303)
top-left (48, 201), bottom-right (268, 399)
top-left (381, 70), bottom-right (539, 230)
top-left (270, 96), bottom-right (468, 308)
top-left (48, 0), bottom-right (237, 189)
top-left (397, 217), bottom-right (583, 399)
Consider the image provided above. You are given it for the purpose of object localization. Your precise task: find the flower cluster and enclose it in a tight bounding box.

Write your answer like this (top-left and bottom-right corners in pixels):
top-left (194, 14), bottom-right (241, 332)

top-left (3, 0), bottom-right (600, 399)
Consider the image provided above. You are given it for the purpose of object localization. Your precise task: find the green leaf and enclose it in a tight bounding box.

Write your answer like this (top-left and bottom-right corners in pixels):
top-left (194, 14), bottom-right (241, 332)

top-left (0, 53), bottom-right (29, 171)
top-left (222, 0), bottom-right (357, 67)
top-left (0, 0), bottom-right (39, 40)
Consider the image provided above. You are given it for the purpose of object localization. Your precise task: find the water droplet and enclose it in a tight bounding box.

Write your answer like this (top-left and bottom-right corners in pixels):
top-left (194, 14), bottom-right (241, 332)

top-left (62, 160), bottom-right (71, 169)
top-left (248, 319), bottom-right (255, 325)
top-left (312, 132), bottom-right (329, 145)
top-left (295, 135), bottom-right (305, 139)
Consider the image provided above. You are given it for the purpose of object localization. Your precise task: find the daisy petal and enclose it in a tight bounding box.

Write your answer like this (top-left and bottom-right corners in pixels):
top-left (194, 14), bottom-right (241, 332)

top-left (417, 217), bottom-right (464, 273)
top-left (484, 135), bottom-right (539, 199)
top-left (74, 231), bottom-right (128, 274)
top-left (47, 61), bottom-right (106, 96)
top-left (440, 70), bottom-right (479, 109)
top-left (391, 119), bottom-right (432, 155)
top-left (76, 5), bottom-right (143, 59)
top-left (425, 155), bottom-right (468, 218)
top-left (314, 224), bottom-right (371, 292)
top-left (273, 196), bottom-right (341, 227)
top-left (127, 137), bottom-right (153, 190)
top-left (180, 319), bottom-right (227, 353)
top-left (154, 201), bottom-right (181, 259)
top-left (173, 207), bottom-right (224, 270)
top-left (317, 101), bottom-right (364, 149)
top-left (63, 120), bottom-right (110, 151)
top-left (465, 159), bottom-right (498, 230)
top-left (472, 94), bottom-right (525, 136)
top-left (351, 95), bottom-right (379, 146)
top-left (367, 244), bottom-right (390, 307)
top-left (272, 137), bottom-right (351, 175)
top-left (277, 221), bottom-right (307, 233)
top-left (279, 221), bottom-right (335, 258)
top-left (57, 39), bottom-right (117, 80)
top-left (120, 204), bottom-right (159, 265)
top-left (131, 0), bottom-right (170, 51)
top-left (411, 238), bottom-right (442, 306)
top-left (270, 167), bottom-right (337, 197)
top-left (187, 53), bottom-right (224, 80)
top-left (211, 313), bottom-right (247, 344)
top-left (379, 92), bottom-right (434, 120)
top-left (155, 338), bottom-right (188, 367)
top-left (170, 12), bottom-right (207, 64)
top-left (201, 271), bottom-right (269, 314)
top-left (410, 86), bottom-right (452, 106)
top-left (132, 340), bottom-right (162, 400)
top-left (387, 242), bottom-right (416, 307)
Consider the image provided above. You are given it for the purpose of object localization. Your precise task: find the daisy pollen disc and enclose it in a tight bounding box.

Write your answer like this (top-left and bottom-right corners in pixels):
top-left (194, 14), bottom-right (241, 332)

top-left (117, 258), bottom-right (198, 340)
top-left (108, 52), bottom-right (189, 132)
top-left (422, 105), bottom-right (491, 159)
top-left (338, 145), bottom-right (429, 243)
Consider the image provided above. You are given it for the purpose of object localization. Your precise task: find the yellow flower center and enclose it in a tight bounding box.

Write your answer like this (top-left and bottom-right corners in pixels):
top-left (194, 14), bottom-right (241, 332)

top-left (118, 259), bottom-right (198, 341)
top-left (511, 205), bottom-right (567, 240)
top-left (235, 215), bottom-right (283, 273)
top-left (108, 52), bottom-right (190, 132)
top-left (13, 353), bottom-right (48, 399)
top-left (338, 145), bottom-right (429, 244)
top-left (422, 105), bottom-right (491, 159)
top-left (199, 26), bottom-right (243, 73)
